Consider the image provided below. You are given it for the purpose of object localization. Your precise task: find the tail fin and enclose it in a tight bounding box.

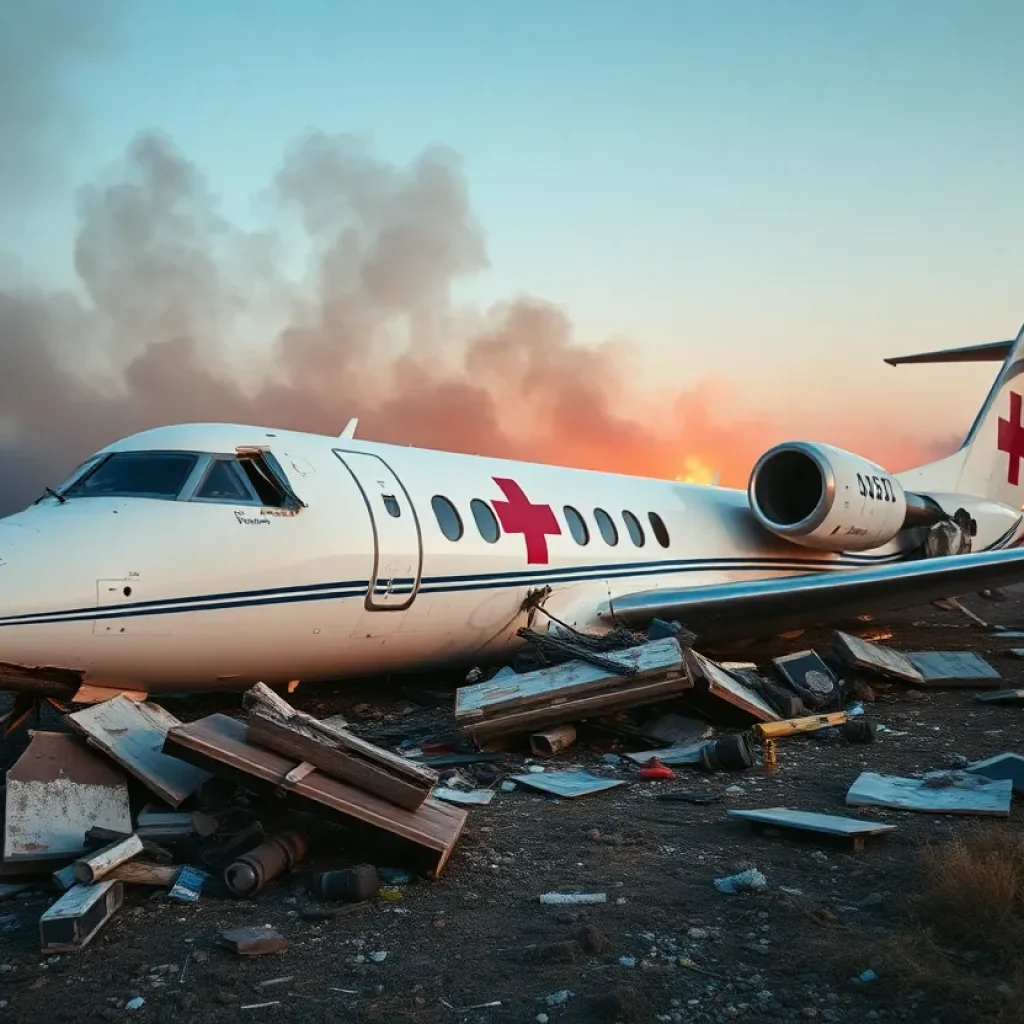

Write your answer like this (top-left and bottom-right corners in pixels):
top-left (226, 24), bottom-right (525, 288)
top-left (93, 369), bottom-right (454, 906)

top-left (891, 322), bottom-right (1024, 506)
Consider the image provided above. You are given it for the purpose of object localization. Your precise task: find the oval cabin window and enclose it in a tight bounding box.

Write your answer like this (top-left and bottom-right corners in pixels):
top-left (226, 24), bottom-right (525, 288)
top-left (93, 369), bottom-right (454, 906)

top-left (648, 511), bottom-right (670, 548)
top-left (471, 499), bottom-right (501, 544)
top-left (432, 495), bottom-right (463, 541)
top-left (622, 510), bottom-right (645, 547)
top-left (594, 508), bottom-right (619, 546)
top-left (563, 505), bottom-right (589, 545)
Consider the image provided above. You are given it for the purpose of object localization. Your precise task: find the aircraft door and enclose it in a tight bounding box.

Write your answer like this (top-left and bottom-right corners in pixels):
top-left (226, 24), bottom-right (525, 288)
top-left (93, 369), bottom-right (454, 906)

top-left (332, 450), bottom-right (423, 611)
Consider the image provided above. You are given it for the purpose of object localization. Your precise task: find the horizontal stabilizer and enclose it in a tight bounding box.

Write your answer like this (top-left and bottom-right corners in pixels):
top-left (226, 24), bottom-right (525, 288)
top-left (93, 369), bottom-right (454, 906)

top-left (598, 545), bottom-right (1024, 642)
top-left (884, 340), bottom-right (1013, 366)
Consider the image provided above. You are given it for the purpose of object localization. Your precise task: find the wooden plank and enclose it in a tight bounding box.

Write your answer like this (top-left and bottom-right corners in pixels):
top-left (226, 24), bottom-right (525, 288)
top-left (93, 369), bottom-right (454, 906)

top-left (67, 696), bottom-right (211, 808)
top-left (461, 674), bottom-right (693, 742)
top-left (688, 650), bottom-right (781, 722)
top-left (904, 651), bottom-right (1002, 687)
top-left (106, 862), bottom-right (181, 886)
top-left (163, 714), bottom-right (466, 876)
top-left (756, 712), bottom-right (848, 739)
top-left (728, 807), bottom-right (897, 837)
top-left (832, 631), bottom-right (924, 684)
top-left (845, 770), bottom-right (1013, 816)
top-left (243, 684), bottom-right (435, 790)
top-left (247, 709), bottom-right (430, 811)
top-left (455, 637), bottom-right (684, 722)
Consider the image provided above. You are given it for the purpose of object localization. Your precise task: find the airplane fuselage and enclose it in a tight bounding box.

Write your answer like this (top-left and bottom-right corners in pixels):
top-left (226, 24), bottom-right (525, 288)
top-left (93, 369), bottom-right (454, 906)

top-left (0, 422), bottom-right (1020, 695)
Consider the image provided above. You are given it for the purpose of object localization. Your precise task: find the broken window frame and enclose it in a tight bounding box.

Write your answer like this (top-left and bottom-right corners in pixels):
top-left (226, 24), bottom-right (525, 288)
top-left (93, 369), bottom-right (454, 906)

top-left (233, 447), bottom-right (306, 512)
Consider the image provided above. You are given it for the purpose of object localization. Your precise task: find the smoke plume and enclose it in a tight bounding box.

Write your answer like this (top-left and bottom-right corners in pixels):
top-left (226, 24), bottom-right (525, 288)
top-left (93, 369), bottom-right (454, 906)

top-left (0, 128), bottom-right (956, 514)
top-left (0, 6), bottom-right (955, 514)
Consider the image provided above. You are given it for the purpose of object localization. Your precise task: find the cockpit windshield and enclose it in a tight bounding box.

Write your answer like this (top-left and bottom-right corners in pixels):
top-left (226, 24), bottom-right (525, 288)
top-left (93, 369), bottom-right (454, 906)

top-left (49, 448), bottom-right (305, 509)
top-left (64, 452), bottom-right (200, 500)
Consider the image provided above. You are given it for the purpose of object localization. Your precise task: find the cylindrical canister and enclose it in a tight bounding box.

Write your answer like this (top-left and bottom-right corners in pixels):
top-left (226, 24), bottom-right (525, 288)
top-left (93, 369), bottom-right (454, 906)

top-left (223, 830), bottom-right (307, 897)
top-left (308, 863), bottom-right (380, 902)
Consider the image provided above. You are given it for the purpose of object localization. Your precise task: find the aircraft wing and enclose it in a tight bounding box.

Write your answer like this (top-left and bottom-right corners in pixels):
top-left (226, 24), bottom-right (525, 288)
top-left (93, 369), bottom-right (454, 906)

top-left (597, 547), bottom-right (1024, 641)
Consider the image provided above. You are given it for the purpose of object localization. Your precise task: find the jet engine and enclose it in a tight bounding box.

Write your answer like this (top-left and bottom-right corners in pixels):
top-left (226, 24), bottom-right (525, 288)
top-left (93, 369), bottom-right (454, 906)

top-left (747, 441), bottom-right (943, 552)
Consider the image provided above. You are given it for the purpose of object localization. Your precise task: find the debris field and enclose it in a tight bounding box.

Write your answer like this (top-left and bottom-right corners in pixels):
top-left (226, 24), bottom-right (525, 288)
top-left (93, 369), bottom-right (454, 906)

top-left (3, 594), bottom-right (1024, 1023)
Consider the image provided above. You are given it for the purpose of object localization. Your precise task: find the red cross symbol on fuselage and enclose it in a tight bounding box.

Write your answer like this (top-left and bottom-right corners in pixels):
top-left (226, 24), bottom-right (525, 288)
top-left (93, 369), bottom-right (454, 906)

top-left (491, 477), bottom-right (562, 564)
top-left (998, 391), bottom-right (1024, 486)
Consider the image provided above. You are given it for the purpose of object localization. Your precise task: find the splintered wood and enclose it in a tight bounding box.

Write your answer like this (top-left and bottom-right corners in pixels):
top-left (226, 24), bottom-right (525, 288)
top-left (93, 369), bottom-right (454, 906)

top-left (242, 683), bottom-right (438, 810)
top-left (455, 637), bottom-right (689, 741)
top-left (163, 714), bottom-right (465, 875)
top-left (67, 696), bottom-right (212, 808)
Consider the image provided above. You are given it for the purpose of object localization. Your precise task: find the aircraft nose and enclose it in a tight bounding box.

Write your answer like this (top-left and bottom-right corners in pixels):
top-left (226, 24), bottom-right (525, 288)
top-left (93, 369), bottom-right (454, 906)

top-left (0, 524), bottom-right (38, 565)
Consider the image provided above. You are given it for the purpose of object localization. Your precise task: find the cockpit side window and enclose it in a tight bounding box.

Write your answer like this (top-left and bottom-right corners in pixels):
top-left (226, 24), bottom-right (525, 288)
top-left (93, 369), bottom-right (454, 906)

top-left (193, 458), bottom-right (258, 503)
top-left (64, 452), bottom-right (200, 500)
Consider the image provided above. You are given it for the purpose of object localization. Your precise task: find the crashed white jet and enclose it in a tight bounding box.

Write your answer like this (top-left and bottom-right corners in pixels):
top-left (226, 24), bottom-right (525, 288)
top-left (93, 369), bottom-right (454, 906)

top-left (3, 323), bottom-right (1024, 700)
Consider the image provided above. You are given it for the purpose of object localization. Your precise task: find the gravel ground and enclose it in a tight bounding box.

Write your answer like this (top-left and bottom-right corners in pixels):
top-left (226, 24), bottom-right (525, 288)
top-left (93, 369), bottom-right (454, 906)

top-left (3, 593), bottom-right (1024, 1024)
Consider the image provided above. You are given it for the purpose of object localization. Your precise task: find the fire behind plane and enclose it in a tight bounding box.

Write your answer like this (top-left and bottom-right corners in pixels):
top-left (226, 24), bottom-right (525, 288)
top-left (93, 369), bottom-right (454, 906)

top-left (2, 323), bottom-right (1024, 704)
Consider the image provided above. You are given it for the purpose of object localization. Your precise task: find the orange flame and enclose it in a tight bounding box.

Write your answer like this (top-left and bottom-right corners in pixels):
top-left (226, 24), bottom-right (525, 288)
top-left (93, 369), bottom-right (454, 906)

top-left (674, 456), bottom-right (719, 486)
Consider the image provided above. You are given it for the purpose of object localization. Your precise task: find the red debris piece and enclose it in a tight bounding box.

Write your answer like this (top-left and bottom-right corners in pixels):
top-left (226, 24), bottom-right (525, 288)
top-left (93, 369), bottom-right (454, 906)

top-left (637, 757), bottom-right (674, 780)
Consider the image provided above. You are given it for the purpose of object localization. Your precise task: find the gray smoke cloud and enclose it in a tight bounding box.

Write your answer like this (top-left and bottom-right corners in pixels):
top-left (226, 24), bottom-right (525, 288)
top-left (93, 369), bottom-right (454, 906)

top-left (0, 4), bottom-right (954, 515)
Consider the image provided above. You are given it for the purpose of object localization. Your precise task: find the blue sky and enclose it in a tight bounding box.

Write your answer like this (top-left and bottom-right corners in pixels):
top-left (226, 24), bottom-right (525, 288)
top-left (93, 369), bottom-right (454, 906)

top-left (9, 0), bottom-right (1024, 447)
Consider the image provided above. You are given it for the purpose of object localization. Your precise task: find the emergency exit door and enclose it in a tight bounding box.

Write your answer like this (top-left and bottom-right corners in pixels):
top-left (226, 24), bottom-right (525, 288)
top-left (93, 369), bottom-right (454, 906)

top-left (333, 450), bottom-right (423, 610)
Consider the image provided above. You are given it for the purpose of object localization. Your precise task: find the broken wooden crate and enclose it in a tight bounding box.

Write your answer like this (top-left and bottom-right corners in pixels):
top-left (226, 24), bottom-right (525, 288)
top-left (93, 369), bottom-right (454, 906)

top-left (455, 636), bottom-right (690, 742)
top-left (242, 683), bottom-right (438, 811)
top-left (162, 714), bottom-right (466, 876)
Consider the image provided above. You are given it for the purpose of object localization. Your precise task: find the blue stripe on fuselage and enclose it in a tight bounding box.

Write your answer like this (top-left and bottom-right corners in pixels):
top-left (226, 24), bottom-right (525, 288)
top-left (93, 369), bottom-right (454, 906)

top-left (0, 551), bottom-right (911, 628)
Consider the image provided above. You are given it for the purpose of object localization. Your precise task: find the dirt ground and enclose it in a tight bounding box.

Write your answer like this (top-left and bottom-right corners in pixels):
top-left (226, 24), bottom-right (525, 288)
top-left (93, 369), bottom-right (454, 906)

top-left (4, 594), bottom-right (1024, 1024)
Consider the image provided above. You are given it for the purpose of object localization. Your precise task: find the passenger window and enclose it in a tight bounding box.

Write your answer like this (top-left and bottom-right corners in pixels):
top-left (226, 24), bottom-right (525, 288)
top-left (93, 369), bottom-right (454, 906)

top-left (563, 505), bottom-right (589, 545)
top-left (649, 511), bottom-right (671, 548)
top-left (195, 459), bottom-right (255, 502)
top-left (594, 508), bottom-right (619, 546)
top-left (432, 495), bottom-right (463, 541)
top-left (622, 510), bottom-right (645, 547)
top-left (471, 499), bottom-right (501, 544)
top-left (382, 494), bottom-right (401, 518)
top-left (64, 452), bottom-right (199, 501)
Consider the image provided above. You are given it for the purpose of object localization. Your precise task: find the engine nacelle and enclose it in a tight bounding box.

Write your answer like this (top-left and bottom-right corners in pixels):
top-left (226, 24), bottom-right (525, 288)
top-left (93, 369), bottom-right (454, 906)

top-left (748, 441), bottom-right (940, 552)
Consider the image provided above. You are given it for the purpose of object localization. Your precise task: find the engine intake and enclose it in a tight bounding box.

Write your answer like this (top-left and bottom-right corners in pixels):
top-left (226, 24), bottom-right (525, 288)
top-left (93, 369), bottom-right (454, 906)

top-left (748, 441), bottom-right (942, 552)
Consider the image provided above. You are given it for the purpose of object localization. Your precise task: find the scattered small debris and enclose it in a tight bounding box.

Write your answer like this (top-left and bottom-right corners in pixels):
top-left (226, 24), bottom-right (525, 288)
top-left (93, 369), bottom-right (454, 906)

top-left (219, 927), bottom-right (287, 956)
top-left (432, 787), bottom-right (495, 805)
top-left (846, 771), bottom-right (1014, 816)
top-left (510, 771), bottom-right (626, 799)
top-left (714, 868), bottom-right (767, 894)
top-left (539, 892), bottom-right (607, 905)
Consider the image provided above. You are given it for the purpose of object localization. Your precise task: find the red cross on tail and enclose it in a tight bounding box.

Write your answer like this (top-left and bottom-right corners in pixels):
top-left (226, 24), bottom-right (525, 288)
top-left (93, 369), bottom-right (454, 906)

top-left (998, 391), bottom-right (1024, 486)
top-left (491, 477), bottom-right (562, 564)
